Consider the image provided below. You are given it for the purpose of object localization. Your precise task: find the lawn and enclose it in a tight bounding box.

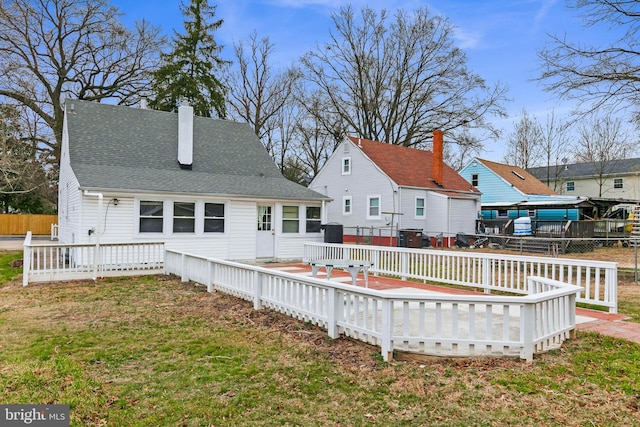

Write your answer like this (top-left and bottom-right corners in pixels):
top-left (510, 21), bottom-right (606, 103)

top-left (1, 250), bottom-right (639, 426)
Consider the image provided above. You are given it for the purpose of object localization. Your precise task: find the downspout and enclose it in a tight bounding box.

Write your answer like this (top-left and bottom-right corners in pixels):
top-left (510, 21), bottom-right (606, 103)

top-left (84, 190), bottom-right (103, 280)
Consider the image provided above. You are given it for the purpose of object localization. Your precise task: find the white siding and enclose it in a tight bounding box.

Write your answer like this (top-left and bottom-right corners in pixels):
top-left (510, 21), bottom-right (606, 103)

top-left (57, 112), bottom-right (82, 245)
top-left (310, 140), bottom-right (397, 234)
top-left (397, 188), bottom-right (428, 230)
top-left (227, 201), bottom-right (256, 260)
top-left (276, 203), bottom-right (324, 259)
top-left (449, 198), bottom-right (479, 235)
top-left (424, 193), bottom-right (449, 234)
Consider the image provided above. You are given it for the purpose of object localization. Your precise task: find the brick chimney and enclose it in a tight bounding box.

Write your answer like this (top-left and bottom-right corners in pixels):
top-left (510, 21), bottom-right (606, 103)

top-left (433, 129), bottom-right (444, 185)
top-left (178, 100), bottom-right (193, 170)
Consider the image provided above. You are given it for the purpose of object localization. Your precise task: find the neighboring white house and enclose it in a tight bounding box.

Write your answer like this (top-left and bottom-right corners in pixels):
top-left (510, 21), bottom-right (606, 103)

top-left (309, 131), bottom-right (481, 246)
top-left (528, 158), bottom-right (640, 200)
top-left (57, 100), bottom-right (330, 261)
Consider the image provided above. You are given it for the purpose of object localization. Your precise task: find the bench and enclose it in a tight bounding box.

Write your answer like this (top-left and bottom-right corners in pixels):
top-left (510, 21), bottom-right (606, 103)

top-left (309, 259), bottom-right (372, 287)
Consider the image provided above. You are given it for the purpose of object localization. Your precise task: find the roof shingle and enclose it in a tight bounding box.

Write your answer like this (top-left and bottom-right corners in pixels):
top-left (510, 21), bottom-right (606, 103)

top-left (477, 158), bottom-right (556, 195)
top-left (66, 100), bottom-right (328, 201)
top-left (348, 136), bottom-right (478, 193)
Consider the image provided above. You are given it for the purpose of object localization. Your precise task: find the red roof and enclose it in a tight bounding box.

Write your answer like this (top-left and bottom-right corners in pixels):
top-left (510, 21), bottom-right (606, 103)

top-left (348, 136), bottom-right (478, 193)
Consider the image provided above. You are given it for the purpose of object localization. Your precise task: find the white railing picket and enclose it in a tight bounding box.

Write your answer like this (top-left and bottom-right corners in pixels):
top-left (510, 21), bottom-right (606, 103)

top-left (164, 250), bottom-right (583, 362)
top-left (303, 243), bottom-right (618, 313)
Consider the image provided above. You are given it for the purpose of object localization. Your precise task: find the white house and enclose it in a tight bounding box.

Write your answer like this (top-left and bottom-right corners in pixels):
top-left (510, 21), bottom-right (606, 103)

top-left (309, 131), bottom-right (481, 246)
top-left (57, 100), bottom-right (330, 261)
top-left (528, 158), bottom-right (640, 201)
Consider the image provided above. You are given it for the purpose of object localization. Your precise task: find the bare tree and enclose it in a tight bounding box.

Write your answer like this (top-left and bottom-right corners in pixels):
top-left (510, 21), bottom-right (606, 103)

top-left (540, 110), bottom-right (572, 190)
top-left (300, 5), bottom-right (508, 150)
top-left (0, 0), bottom-right (165, 173)
top-left (443, 130), bottom-right (483, 172)
top-left (503, 109), bottom-right (544, 169)
top-left (575, 114), bottom-right (636, 197)
top-left (0, 104), bottom-right (52, 213)
top-left (537, 0), bottom-right (640, 125)
top-left (226, 32), bottom-right (301, 159)
top-left (293, 90), bottom-right (348, 179)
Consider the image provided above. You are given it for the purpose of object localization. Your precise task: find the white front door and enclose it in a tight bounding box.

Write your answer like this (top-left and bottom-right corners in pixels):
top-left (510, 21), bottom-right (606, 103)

top-left (256, 205), bottom-right (275, 258)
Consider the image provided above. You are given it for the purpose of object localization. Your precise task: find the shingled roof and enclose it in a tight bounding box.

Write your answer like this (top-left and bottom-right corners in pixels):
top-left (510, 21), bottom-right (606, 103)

top-left (65, 100), bottom-right (328, 201)
top-left (348, 136), bottom-right (478, 193)
top-left (477, 158), bottom-right (556, 195)
top-left (528, 158), bottom-right (640, 180)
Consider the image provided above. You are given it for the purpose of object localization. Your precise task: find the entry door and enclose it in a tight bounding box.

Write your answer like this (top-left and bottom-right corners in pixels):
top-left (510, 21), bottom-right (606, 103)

top-left (256, 205), bottom-right (275, 258)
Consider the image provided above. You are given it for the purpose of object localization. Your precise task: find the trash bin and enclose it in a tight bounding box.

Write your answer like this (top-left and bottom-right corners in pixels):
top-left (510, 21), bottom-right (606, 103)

top-left (421, 234), bottom-right (431, 248)
top-left (398, 229), bottom-right (423, 248)
top-left (321, 222), bottom-right (343, 243)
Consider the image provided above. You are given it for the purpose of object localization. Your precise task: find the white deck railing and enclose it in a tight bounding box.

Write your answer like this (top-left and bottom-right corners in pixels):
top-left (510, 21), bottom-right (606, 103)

top-left (165, 250), bottom-right (582, 361)
top-left (303, 243), bottom-right (618, 313)
top-left (23, 232), bottom-right (164, 285)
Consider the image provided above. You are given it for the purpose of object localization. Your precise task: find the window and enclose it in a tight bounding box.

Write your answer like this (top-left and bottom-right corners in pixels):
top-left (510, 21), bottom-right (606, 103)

top-left (343, 196), bottom-right (352, 215)
top-left (528, 209), bottom-right (536, 218)
top-left (342, 157), bottom-right (351, 175)
top-left (497, 209), bottom-right (508, 218)
top-left (471, 173), bottom-right (479, 187)
top-left (173, 202), bottom-right (195, 233)
top-left (306, 206), bottom-right (321, 233)
top-left (204, 203), bottom-right (225, 233)
top-left (282, 206), bottom-right (299, 233)
top-left (614, 178), bottom-right (623, 189)
top-left (139, 201), bottom-right (163, 233)
top-left (566, 181), bottom-right (575, 192)
top-left (367, 196), bottom-right (381, 219)
top-left (415, 197), bottom-right (425, 218)
top-left (257, 206), bottom-right (272, 231)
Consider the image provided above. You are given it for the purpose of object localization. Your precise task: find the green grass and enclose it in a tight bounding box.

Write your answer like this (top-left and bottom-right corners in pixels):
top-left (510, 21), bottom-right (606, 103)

top-left (1, 254), bottom-right (640, 425)
top-left (0, 250), bottom-right (23, 284)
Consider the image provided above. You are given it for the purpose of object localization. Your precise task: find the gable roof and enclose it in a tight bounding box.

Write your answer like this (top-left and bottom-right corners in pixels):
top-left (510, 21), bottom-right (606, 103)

top-left (527, 157), bottom-right (640, 180)
top-left (65, 100), bottom-right (328, 201)
top-left (476, 158), bottom-right (556, 195)
top-left (347, 136), bottom-right (478, 193)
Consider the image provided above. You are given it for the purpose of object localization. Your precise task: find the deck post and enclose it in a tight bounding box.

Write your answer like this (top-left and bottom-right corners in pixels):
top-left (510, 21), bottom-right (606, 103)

top-left (22, 232), bottom-right (32, 286)
top-left (253, 270), bottom-right (262, 310)
top-left (380, 299), bottom-right (394, 361)
top-left (520, 301), bottom-right (535, 362)
top-left (327, 287), bottom-right (339, 339)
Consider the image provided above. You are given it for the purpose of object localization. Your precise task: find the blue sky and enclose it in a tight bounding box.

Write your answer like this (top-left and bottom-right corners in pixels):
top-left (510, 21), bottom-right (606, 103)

top-left (113, 0), bottom-right (611, 161)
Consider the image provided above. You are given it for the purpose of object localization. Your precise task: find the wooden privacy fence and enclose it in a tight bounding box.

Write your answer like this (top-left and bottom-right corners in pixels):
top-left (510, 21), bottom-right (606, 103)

top-left (0, 214), bottom-right (57, 235)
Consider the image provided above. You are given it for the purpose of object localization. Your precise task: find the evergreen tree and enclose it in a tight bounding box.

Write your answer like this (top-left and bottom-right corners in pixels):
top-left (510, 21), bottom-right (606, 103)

top-left (150, 0), bottom-right (229, 117)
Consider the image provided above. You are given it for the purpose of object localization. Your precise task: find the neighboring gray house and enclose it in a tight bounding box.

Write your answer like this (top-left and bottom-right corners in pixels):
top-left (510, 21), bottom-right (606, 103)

top-left (57, 100), bottom-right (330, 261)
top-left (528, 158), bottom-right (640, 201)
top-left (309, 132), bottom-right (481, 246)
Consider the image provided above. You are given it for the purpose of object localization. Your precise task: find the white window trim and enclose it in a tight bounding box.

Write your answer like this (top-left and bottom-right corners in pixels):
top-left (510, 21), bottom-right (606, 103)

top-left (173, 201), bottom-right (196, 233)
top-left (343, 196), bottom-right (352, 215)
top-left (342, 157), bottom-right (351, 175)
top-left (204, 201), bottom-right (226, 234)
top-left (566, 181), bottom-right (575, 192)
top-left (415, 196), bottom-right (425, 219)
top-left (282, 205), bottom-right (301, 234)
top-left (367, 195), bottom-right (381, 220)
top-left (614, 178), bottom-right (623, 189)
top-left (304, 205), bottom-right (322, 233)
top-left (137, 199), bottom-right (166, 235)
